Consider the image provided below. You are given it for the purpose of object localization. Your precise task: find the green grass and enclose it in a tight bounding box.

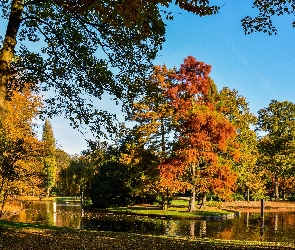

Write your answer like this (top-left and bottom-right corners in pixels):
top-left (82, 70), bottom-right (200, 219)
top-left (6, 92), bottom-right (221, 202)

top-left (170, 198), bottom-right (188, 206)
top-left (99, 198), bottom-right (230, 219)
top-left (171, 198), bottom-right (222, 208)
top-left (105, 203), bottom-right (233, 219)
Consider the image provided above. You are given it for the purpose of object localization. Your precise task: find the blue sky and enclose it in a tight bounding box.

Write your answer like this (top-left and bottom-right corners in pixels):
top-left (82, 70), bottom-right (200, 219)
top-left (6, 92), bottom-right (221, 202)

top-left (1, 1), bottom-right (295, 155)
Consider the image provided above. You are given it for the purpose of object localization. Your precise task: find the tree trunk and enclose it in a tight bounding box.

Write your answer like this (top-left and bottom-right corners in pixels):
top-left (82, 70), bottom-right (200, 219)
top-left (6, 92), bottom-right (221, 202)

top-left (188, 185), bottom-right (196, 212)
top-left (274, 175), bottom-right (279, 202)
top-left (201, 192), bottom-right (207, 208)
top-left (246, 187), bottom-right (250, 202)
top-left (160, 118), bottom-right (165, 156)
top-left (188, 163), bottom-right (196, 212)
top-left (0, 0), bottom-right (24, 119)
top-left (161, 188), bottom-right (169, 210)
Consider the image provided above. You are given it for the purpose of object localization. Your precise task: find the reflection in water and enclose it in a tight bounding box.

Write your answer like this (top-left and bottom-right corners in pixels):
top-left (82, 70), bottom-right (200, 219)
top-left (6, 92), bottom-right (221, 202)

top-left (13, 201), bottom-right (82, 229)
top-left (10, 201), bottom-right (295, 244)
top-left (199, 220), bottom-right (206, 237)
top-left (189, 221), bottom-right (195, 237)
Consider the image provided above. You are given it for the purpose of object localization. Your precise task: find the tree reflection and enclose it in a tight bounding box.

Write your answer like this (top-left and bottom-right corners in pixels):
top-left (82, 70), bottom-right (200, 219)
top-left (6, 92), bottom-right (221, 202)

top-left (12, 202), bottom-right (295, 243)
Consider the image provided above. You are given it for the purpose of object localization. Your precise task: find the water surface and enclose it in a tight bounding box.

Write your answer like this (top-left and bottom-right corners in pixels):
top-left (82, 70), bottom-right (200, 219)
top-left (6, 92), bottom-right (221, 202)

top-left (10, 200), bottom-right (295, 244)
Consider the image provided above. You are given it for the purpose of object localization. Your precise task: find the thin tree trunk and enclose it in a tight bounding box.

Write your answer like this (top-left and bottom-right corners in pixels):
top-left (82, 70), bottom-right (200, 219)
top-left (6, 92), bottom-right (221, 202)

top-left (161, 188), bottom-right (169, 210)
top-left (282, 189), bottom-right (285, 200)
top-left (246, 186), bottom-right (250, 202)
top-left (275, 175), bottom-right (279, 202)
top-left (201, 192), bottom-right (207, 208)
top-left (188, 163), bottom-right (196, 212)
top-left (160, 118), bottom-right (165, 156)
top-left (0, 0), bottom-right (24, 119)
top-left (188, 185), bottom-right (196, 212)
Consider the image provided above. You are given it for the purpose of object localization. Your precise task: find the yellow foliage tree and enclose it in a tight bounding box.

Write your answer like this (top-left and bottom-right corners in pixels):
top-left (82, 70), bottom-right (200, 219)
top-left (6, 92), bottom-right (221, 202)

top-left (0, 84), bottom-right (45, 216)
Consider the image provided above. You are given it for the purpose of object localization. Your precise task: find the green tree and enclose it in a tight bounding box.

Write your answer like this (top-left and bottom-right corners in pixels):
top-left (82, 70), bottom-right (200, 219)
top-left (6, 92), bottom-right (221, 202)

top-left (117, 129), bottom-right (161, 204)
top-left (89, 161), bottom-right (133, 208)
top-left (42, 119), bottom-right (57, 197)
top-left (59, 141), bottom-right (111, 198)
top-left (218, 87), bottom-right (264, 201)
top-left (130, 65), bottom-right (175, 157)
top-left (256, 100), bottom-right (295, 201)
top-left (53, 148), bottom-right (71, 195)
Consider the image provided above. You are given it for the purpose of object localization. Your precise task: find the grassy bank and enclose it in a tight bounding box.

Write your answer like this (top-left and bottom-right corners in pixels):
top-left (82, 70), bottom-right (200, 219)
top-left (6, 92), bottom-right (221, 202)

top-left (87, 199), bottom-right (235, 219)
top-left (104, 205), bottom-right (233, 219)
top-left (0, 220), bottom-right (293, 250)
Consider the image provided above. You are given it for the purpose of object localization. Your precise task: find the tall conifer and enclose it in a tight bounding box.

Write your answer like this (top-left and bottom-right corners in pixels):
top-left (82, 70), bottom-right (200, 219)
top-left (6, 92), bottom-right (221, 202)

top-left (42, 119), bottom-right (57, 197)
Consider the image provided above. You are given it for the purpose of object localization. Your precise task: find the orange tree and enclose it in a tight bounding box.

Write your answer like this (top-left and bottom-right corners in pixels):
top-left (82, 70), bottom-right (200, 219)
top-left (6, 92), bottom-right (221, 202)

top-left (159, 56), bottom-right (239, 211)
top-left (0, 84), bottom-right (45, 215)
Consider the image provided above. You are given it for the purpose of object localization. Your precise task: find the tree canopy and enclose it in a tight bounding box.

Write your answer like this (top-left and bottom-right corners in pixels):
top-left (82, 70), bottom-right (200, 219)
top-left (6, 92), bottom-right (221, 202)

top-left (0, 0), bottom-right (220, 135)
top-left (1, 0), bottom-right (290, 137)
top-left (256, 100), bottom-right (295, 201)
top-left (146, 56), bottom-right (239, 211)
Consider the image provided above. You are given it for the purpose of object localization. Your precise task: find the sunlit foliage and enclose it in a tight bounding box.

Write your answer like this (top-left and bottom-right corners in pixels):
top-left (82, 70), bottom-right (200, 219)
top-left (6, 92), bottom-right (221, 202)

top-left (0, 84), bottom-right (44, 216)
top-left (256, 100), bottom-right (295, 201)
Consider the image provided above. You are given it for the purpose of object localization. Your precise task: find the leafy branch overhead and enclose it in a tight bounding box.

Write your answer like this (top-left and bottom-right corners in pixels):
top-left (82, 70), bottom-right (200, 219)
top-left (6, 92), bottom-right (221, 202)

top-left (0, 0), bottom-right (220, 135)
top-left (0, 0), bottom-right (293, 137)
top-left (242, 0), bottom-right (295, 35)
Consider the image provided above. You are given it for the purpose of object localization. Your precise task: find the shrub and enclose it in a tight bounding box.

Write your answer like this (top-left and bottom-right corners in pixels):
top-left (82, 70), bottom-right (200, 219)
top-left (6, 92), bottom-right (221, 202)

top-left (89, 162), bottom-right (133, 208)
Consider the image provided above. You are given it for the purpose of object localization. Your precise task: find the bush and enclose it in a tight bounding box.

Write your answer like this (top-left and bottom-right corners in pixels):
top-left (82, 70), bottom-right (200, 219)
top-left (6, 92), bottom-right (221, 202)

top-left (232, 193), bottom-right (245, 201)
top-left (89, 162), bottom-right (133, 208)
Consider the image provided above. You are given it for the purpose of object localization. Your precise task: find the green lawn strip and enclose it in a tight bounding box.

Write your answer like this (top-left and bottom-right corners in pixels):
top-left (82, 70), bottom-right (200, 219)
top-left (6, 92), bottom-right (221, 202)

top-left (171, 198), bottom-right (222, 206)
top-left (104, 205), bottom-right (234, 219)
top-left (0, 220), bottom-right (293, 249)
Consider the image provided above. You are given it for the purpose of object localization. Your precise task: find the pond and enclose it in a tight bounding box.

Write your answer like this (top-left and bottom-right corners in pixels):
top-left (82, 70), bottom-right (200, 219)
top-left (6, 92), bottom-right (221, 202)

top-left (9, 200), bottom-right (295, 244)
